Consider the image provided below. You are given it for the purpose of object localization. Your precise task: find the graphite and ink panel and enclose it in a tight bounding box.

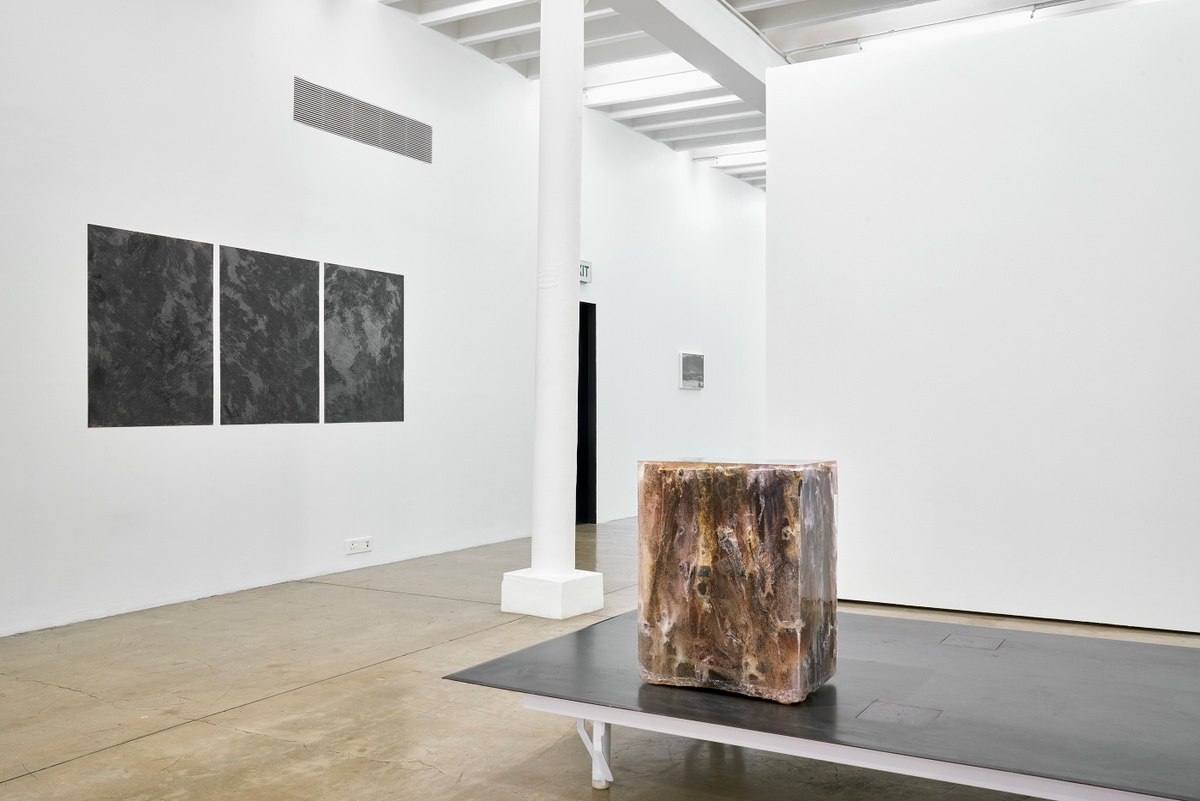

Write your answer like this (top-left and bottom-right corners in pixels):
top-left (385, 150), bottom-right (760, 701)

top-left (324, 264), bottom-right (404, 423)
top-left (87, 225), bottom-right (214, 427)
top-left (88, 225), bottom-right (404, 427)
top-left (220, 246), bottom-right (319, 425)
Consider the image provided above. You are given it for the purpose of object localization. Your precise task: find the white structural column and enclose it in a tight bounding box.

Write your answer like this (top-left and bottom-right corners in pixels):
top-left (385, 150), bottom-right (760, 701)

top-left (501, 0), bottom-right (604, 619)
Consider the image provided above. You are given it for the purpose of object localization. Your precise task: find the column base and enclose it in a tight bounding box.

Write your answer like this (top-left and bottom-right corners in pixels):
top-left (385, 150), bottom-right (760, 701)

top-left (501, 568), bottom-right (604, 619)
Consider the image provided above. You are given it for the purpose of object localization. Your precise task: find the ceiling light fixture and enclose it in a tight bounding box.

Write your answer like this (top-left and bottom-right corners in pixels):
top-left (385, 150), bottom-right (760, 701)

top-left (859, 8), bottom-right (1033, 53)
top-left (719, 164), bottom-right (768, 177)
top-left (1032, 0), bottom-right (1165, 18)
top-left (684, 140), bottom-right (768, 160)
top-left (697, 151), bottom-right (768, 169)
top-left (606, 94), bottom-right (741, 122)
top-left (583, 70), bottom-right (722, 107)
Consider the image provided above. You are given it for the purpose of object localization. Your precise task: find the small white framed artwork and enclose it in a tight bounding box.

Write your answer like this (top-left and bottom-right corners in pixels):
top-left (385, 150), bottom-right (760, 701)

top-left (679, 352), bottom-right (704, 389)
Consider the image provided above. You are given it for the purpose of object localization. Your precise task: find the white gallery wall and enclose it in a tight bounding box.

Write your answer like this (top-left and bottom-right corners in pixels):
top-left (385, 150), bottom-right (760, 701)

top-left (766, 0), bottom-right (1200, 631)
top-left (581, 114), bottom-right (767, 522)
top-left (0, 0), bottom-right (768, 636)
top-left (0, 0), bottom-right (539, 638)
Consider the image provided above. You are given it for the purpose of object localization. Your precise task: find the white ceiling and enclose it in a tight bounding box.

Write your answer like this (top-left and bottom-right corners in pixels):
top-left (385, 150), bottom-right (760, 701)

top-left (381, 0), bottom-right (1139, 191)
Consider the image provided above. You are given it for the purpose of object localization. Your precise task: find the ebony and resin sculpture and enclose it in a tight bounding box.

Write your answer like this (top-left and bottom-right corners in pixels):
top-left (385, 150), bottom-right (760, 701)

top-left (637, 460), bottom-right (838, 704)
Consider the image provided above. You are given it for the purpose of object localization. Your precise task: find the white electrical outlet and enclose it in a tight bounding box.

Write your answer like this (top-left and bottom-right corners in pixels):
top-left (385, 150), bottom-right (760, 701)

top-left (345, 537), bottom-right (372, 555)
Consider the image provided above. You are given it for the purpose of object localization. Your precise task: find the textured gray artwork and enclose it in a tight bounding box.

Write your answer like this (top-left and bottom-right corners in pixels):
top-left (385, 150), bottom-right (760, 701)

top-left (220, 247), bottom-right (319, 425)
top-left (680, 352), bottom-right (704, 389)
top-left (88, 225), bottom-right (214, 427)
top-left (325, 264), bottom-right (404, 423)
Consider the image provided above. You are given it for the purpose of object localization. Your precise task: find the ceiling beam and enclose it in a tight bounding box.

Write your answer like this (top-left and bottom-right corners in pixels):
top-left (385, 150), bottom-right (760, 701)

top-left (742, 0), bottom-right (924, 31)
top-left (486, 21), bottom-right (648, 64)
top-left (767, 0), bottom-right (1039, 55)
top-left (603, 0), bottom-right (789, 113)
top-left (653, 118), bottom-right (766, 143)
top-left (683, 139), bottom-right (767, 159)
top-left (727, 0), bottom-right (800, 12)
top-left (379, 0), bottom-right (420, 13)
top-left (474, 35), bottom-right (533, 62)
top-left (443, 4), bottom-right (617, 46)
top-left (581, 36), bottom-right (674, 69)
top-left (582, 53), bottom-right (694, 88)
top-left (582, 70), bottom-right (720, 106)
top-left (523, 36), bottom-right (673, 78)
top-left (445, 5), bottom-right (540, 44)
top-left (604, 91), bottom-right (741, 120)
top-left (695, 150), bottom-right (768, 167)
top-left (630, 106), bottom-right (761, 133)
top-left (719, 164), bottom-right (768, 177)
top-left (668, 131), bottom-right (767, 152)
top-left (580, 16), bottom-right (648, 49)
top-left (414, 0), bottom-right (532, 27)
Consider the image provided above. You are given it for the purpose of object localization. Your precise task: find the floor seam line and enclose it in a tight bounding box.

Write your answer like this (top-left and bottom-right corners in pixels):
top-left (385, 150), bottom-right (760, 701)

top-left (297, 580), bottom-right (502, 607)
top-left (0, 718), bottom-right (197, 786)
top-left (190, 617), bottom-right (525, 724)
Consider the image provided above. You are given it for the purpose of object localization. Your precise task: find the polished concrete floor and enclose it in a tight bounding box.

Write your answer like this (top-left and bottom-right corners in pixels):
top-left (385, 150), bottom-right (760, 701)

top-left (2, 517), bottom-right (1196, 801)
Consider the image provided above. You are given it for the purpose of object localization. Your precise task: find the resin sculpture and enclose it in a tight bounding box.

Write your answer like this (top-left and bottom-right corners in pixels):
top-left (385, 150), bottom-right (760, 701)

top-left (637, 460), bottom-right (837, 704)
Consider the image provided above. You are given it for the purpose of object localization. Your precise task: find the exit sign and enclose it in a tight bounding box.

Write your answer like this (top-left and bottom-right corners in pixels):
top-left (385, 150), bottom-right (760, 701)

top-left (579, 260), bottom-right (592, 283)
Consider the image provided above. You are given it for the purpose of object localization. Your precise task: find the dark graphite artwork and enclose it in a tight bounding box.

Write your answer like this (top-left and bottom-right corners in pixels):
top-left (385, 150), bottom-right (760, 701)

top-left (325, 264), bottom-right (404, 423)
top-left (88, 225), bottom-right (214, 427)
top-left (220, 247), bottom-right (319, 424)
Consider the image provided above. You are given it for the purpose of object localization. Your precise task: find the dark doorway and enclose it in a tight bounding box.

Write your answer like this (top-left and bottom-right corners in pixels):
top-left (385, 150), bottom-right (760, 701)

top-left (576, 302), bottom-right (597, 524)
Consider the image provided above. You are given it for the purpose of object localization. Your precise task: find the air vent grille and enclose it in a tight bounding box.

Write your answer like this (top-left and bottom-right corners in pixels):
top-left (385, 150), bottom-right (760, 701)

top-left (294, 77), bottom-right (432, 164)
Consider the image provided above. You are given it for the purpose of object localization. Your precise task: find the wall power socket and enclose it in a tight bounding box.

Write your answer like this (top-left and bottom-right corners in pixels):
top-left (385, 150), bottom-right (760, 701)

top-left (345, 537), bottom-right (373, 555)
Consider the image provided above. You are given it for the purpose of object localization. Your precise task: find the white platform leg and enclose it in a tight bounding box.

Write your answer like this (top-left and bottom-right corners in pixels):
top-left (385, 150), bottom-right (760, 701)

top-left (575, 718), bottom-right (614, 790)
top-left (592, 720), bottom-right (612, 790)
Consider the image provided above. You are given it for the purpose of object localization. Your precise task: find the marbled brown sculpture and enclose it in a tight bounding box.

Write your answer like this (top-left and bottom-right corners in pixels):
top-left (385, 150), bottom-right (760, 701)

top-left (637, 460), bottom-right (837, 704)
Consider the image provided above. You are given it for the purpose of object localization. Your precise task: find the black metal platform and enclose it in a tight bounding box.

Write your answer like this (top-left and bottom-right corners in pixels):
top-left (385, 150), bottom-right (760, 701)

top-left (448, 611), bottom-right (1200, 800)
